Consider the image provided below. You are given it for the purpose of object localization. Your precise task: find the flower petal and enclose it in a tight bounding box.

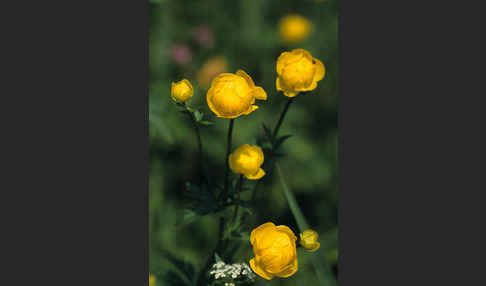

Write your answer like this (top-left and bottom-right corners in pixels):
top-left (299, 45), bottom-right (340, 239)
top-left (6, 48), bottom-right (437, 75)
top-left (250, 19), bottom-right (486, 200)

top-left (276, 77), bottom-right (283, 91)
top-left (243, 105), bottom-right (259, 115)
top-left (236, 69), bottom-right (255, 88)
top-left (313, 57), bottom-right (326, 82)
top-left (298, 78), bottom-right (317, 92)
top-left (252, 86), bottom-right (267, 100)
top-left (181, 79), bottom-right (193, 92)
top-left (250, 222), bottom-right (276, 245)
top-left (277, 77), bottom-right (300, 97)
top-left (284, 90), bottom-right (299, 97)
top-left (275, 258), bottom-right (298, 278)
top-left (276, 225), bottom-right (297, 241)
top-left (276, 52), bottom-right (293, 75)
top-left (254, 145), bottom-right (264, 165)
top-left (306, 242), bottom-right (321, 252)
top-left (246, 168), bottom-right (265, 180)
top-left (206, 87), bottom-right (222, 117)
top-left (250, 258), bottom-right (274, 280)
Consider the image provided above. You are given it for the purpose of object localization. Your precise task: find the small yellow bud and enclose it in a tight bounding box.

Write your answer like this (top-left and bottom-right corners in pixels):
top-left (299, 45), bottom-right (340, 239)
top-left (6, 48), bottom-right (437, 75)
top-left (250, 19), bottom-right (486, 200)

top-left (299, 229), bottom-right (321, 252)
top-left (249, 222), bottom-right (298, 280)
top-left (206, 70), bottom-right (267, 119)
top-left (149, 274), bottom-right (156, 286)
top-left (171, 79), bottom-right (193, 103)
top-left (276, 49), bottom-right (325, 97)
top-left (279, 14), bottom-right (312, 44)
top-left (228, 144), bottom-right (265, 180)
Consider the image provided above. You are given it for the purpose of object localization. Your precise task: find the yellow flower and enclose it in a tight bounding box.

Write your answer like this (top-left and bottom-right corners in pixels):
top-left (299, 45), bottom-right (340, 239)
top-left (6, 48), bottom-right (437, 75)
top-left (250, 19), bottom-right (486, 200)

top-left (171, 79), bottom-right (193, 103)
top-left (299, 229), bottom-right (321, 252)
top-left (149, 274), bottom-right (156, 286)
top-left (279, 14), bottom-right (312, 44)
top-left (229, 144), bottom-right (265, 180)
top-left (276, 49), bottom-right (325, 97)
top-left (207, 70), bottom-right (267, 119)
top-left (249, 222), bottom-right (298, 280)
top-left (196, 56), bottom-right (228, 90)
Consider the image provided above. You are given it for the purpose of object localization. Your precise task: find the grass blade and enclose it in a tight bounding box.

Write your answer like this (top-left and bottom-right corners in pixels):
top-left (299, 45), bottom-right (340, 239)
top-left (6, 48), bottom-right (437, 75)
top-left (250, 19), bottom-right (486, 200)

top-left (275, 162), bottom-right (338, 286)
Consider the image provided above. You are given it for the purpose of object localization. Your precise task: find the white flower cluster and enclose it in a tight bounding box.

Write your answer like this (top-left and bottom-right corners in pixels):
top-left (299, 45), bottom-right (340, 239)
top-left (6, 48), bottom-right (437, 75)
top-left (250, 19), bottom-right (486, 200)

top-left (224, 283), bottom-right (235, 286)
top-left (209, 261), bottom-right (255, 280)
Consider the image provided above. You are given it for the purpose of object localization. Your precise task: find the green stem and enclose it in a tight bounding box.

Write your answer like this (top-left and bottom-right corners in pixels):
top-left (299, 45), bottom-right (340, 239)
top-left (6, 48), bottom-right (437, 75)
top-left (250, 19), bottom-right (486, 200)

top-left (183, 103), bottom-right (208, 186)
top-left (185, 106), bottom-right (203, 163)
top-left (232, 175), bottom-right (244, 222)
top-left (272, 97), bottom-right (294, 139)
top-left (220, 119), bottom-right (235, 201)
top-left (275, 162), bottom-right (338, 286)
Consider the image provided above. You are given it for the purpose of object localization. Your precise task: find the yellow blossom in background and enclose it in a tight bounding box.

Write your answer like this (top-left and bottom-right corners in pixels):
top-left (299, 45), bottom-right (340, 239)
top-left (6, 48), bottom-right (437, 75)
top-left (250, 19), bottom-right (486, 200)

top-left (229, 144), bottom-right (265, 180)
top-left (276, 48), bottom-right (325, 97)
top-left (299, 229), bottom-right (321, 252)
top-left (196, 56), bottom-right (228, 90)
top-left (206, 70), bottom-right (267, 119)
top-left (171, 79), bottom-right (193, 103)
top-left (249, 222), bottom-right (298, 280)
top-left (149, 274), bottom-right (156, 286)
top-left (279, 14), bottom-right (312, 44)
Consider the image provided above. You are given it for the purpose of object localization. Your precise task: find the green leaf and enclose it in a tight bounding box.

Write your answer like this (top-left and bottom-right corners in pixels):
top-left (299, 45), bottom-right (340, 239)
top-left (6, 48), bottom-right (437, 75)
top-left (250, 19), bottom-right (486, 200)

top-left (186, 106), bottom-right (195, 113)
top-left (194, 110), bottom-right (203, 122)
top-left (199, 120), bottom-right (214, 126)
top-left (214, 253), bottom-right (223, 263)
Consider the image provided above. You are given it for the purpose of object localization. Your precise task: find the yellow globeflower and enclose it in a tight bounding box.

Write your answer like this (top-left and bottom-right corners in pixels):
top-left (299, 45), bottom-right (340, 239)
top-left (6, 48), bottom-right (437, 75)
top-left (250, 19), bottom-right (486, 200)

top-left (299, 229), bottom-right (321, 252)
top-left (279, 14), bottom-right (312, 44)
top-left (249, 222), bottom-right (298, 280)
top-left (276, 49), bottom-right (325, 97)
top-left (229, 144), bottom-right (265, 180)
top-left (206, 70), bottom-right (267, 119)
top-left (149, 274), bottom-right (156, 286)
top-left (171, 79), bottom-right (193, 103)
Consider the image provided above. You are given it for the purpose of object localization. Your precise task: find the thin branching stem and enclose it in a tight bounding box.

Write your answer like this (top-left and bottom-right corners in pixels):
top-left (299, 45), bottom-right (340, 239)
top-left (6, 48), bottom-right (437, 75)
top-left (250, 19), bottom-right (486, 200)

top-left (220, 118), bottom-right (235, 201)
top-left (232, 175), bottom-right (244, 221)
top-left (183, 103), bottom-right (208, 186)
top-left (272, 97), bottom-right (294, 139)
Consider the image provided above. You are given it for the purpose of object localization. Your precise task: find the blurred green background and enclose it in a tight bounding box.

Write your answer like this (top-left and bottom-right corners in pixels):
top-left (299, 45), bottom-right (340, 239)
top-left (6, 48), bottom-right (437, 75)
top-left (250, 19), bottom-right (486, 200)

top-left (149, 0), bottom-right (339, 285)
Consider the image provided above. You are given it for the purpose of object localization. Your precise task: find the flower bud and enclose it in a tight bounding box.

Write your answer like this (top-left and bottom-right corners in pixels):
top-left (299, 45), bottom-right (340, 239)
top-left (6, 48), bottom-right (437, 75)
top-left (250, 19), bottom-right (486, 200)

top-left (276, 49), bottom-right (325, 97)
top-left (206, 70), bottom-right (267, 119)
top-left (228, 144), bottom-right (265, 180)
top-left (299, 229), bottom-right (321, 252)
top-left (279, 14), bottom-right (312, 44)
top-left (249, 222), bottom-right (298, 280)
top-left (171, 79), bottom-right (193, 103)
